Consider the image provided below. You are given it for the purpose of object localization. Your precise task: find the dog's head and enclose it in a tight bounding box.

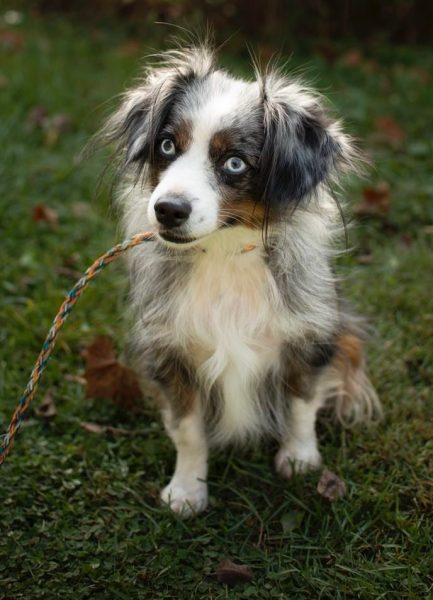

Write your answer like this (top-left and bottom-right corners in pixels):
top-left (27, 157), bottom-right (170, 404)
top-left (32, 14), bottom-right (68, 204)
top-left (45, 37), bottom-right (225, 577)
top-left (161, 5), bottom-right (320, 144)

top-left (103, 46), bottom-right (357, 247)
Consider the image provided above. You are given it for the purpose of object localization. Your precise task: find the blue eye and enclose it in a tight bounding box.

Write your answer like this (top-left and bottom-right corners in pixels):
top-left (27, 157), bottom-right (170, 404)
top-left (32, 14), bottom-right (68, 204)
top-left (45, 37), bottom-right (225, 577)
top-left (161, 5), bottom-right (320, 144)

top-left (160, 138), bottom-right (176, 157)
top-left (223, 156), bottom-right (247, 174)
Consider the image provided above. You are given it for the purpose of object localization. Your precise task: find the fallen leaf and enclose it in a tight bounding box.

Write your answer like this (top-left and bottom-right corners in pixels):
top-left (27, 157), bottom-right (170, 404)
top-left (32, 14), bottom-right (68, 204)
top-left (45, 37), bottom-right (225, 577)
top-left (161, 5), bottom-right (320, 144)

top-left (340, 48), bottom-right (363, 67)
top-left (116, 39), bottom-right (142, 57)
top-left (64, 374), bottom-right (86, 385)
top-left (215, 560), bottom-right (254, 587)
top-left (27, 105), bottom-right (48, 128)
top-left (375, 116), bottom-right (405, 146)
top-left (400, 233), bottom-right (413, 248)
top-left (32, 203), bottom-right (59, 227)
top-left (317, 469), bottom-right (346, 501)
top-left (353, 182), bottom-right (391, 218)
top-left (357, 254), bottom-right (374, 265)
top-left (44, 113), bottom-right (72, 147)
top-left (35, 389), bottom-right (57, 419)
top-left (422, 225), bottom-right (433, 235)
top-left (79, 422), bottom-right (132, 436)
top-left (0, 29), bottom-right (24, 50)
top-left (81, 336), bottom-right (143, 412)
top-left (317, 43), bottom-right (338, 65)
top-left (71, 202), bottom-right (91, 218)
top-left (80, 421), bottom-right (105, 434)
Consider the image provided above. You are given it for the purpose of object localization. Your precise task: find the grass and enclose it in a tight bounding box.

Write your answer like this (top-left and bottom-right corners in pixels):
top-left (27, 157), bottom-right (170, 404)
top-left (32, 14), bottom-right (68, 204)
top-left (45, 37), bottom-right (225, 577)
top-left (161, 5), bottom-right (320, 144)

top-left (1, 12), bottom-right (433, 600)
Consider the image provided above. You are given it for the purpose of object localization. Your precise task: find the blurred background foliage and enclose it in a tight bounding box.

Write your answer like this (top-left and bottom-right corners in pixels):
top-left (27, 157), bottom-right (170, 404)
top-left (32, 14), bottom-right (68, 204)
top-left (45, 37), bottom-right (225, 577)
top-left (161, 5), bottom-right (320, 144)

top-left (12, 0), bottom-right (433, 44)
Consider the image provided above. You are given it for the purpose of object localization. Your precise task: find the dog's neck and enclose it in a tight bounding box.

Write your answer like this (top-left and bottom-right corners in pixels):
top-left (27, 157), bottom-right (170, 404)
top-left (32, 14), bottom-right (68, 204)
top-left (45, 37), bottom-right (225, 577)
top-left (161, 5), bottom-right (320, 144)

top-left (186, 225), bottom-right (264, 258)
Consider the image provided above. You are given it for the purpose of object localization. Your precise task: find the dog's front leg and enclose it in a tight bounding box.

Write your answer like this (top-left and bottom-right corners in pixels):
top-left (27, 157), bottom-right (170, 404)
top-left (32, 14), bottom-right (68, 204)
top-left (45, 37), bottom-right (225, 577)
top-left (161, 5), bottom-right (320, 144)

top-left (160, 402), bottom-right (208, 517)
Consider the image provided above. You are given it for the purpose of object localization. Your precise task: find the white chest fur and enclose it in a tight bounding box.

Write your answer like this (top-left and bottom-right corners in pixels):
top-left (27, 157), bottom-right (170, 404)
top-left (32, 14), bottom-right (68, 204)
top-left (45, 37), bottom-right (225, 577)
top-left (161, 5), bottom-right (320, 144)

top-left (172, 228), bottom-right (284, 443)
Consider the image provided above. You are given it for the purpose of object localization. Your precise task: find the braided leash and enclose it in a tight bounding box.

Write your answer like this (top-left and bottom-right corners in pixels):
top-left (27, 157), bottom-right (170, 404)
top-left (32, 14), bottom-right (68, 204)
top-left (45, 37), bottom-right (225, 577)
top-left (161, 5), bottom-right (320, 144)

top-left (0, 231), bottom-right (155, 466)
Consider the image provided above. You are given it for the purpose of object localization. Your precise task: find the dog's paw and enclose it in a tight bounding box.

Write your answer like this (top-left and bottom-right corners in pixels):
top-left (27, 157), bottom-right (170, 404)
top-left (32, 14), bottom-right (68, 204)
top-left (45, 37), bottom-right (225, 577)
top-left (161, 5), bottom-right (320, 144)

top-left (275, 443), bottom-right (322, 479)
top-left (160, 479), bottom-right (208, 517)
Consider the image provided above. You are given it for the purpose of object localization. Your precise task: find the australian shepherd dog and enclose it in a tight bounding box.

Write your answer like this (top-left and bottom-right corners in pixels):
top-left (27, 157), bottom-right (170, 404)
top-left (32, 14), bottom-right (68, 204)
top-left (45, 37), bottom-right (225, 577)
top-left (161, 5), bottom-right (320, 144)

top-left (100, 45), bottom-right (381, 516)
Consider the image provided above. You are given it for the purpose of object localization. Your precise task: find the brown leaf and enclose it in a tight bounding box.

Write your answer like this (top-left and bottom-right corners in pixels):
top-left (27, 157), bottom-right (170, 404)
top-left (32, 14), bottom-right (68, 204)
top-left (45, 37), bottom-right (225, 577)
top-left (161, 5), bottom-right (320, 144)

top-left (35, 389), bottom-right (57, 419)
top-left (27, 105), bottom-right (49, 128)
top-left (80, 421), bottom-right (106, 435)
top-left (71, 202), bottom-right (91, 218)
top-left (340, 49), bottom-right (363, 67)
top-left (357, 254), bottom-right (374, 265)
top-left (317, 469), bottom-right (346, 501)
top-left (0, 74), bottom-right (9, 89)
top-left (316, 43), bottom-right (338, 65)
top-left (82, 336), bottom-right (143, 412)
top-left (32, 203), bottom-right (59, 227)
top-left (44, 113), bottom-right (72, 147)
top-left (79, 422), bottom-right (132, 436)
top-left (116, 39), bottom-right (142, 57)
top-left (215, 560), bottom-right (254, 587)
top-left (0, 29), bottom-right (24, 51)
top-left (375, 116), bottom-right (405, 146)
top-left (353, 183), bottom-right (390, 218)
top-left (64, 374), bottom-right (86, 385)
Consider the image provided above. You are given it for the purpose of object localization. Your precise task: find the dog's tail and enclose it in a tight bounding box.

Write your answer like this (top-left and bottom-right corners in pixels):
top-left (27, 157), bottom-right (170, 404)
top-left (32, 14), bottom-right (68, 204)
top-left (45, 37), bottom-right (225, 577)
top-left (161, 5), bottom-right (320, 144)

top-left (323, 334), bottom-right (382, 427)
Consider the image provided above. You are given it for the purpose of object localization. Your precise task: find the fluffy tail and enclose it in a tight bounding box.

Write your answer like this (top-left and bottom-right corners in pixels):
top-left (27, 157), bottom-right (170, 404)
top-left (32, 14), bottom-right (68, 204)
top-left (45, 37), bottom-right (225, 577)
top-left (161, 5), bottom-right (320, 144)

top-left (324, 334), bottom-right (382, 427)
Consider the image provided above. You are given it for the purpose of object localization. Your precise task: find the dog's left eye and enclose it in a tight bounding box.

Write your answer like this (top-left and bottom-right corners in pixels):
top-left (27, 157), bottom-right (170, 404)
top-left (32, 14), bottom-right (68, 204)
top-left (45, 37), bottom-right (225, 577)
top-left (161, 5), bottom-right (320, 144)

top-left (223, 156), bottom-right (247, 174)
top-left (160, 138), bottom-right (176, 157)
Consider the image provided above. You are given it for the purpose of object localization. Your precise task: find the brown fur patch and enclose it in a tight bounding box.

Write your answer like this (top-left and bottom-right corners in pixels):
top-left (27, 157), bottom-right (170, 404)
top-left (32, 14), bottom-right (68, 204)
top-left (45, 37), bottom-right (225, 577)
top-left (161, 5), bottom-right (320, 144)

top-left (175, 118), bottom-right (192, 153)
top-left (151, 351), bottom-right (196, 419)
top-left (219, 198), bottom-right (266, 229)
top-left (209, 129), bottom-right (233, 160)
top-left (334, 334), bottom-right (363, 370)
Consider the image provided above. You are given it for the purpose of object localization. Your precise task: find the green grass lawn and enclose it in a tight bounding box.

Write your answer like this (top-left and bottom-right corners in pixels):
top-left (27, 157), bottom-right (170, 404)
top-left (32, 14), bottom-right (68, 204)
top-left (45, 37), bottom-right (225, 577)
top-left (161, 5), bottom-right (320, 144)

top-left (1, 12), bottom-right (432, 599)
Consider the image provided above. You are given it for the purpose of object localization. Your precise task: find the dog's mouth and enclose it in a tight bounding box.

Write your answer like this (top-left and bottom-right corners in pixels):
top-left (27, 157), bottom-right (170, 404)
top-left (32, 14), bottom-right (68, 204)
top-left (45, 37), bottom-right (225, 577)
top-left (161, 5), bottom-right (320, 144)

top-left (158, 230), bottom-right (198, 245)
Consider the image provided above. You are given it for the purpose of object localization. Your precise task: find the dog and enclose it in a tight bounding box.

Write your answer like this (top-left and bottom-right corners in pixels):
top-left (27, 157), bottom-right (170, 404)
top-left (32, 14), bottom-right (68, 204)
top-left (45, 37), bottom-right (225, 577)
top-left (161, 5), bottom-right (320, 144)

top-left (100, 45), bottom-right (381, 516)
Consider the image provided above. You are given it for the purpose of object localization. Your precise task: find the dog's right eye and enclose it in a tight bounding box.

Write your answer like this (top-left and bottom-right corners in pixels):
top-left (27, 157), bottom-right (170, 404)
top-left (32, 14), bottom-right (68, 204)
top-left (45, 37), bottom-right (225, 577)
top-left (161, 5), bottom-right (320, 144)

top-left (159, 138), bottom-right (176, 158)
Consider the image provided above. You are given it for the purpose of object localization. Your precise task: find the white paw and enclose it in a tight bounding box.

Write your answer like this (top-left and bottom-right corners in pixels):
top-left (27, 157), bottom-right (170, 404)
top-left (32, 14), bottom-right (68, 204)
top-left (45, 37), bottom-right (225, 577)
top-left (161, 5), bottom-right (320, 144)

top-left (160, 479), bottom-right (208, 517)
top-left (275, 443), bottom-right (322, 479)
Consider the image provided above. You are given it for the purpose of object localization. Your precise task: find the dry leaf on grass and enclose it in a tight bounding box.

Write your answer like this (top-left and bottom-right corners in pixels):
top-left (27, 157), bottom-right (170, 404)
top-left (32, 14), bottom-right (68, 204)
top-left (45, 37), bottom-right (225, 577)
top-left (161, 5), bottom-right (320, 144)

top-left (0, 29), bottom-right (24, 51)
top-left (71, 202), bottom-right (91, 218)
top-left (340, 48), bottom-right (363, 67)
top-left (81, 336), bottom-right (142, 413)
top-left (357, 254), bottom-right (374, 265)
top-left (35, 389), bottom-right (57, 419)
top-left (27, 106), bottom-right (72, 146)
top-left (79, 422), bottom-right (131, 436)
top-left (32, 203), bottom-right (59, 227)
top-left (64, 373), bottom-right (86, 385)
top-left (317, 469), bottom-right (347, 501)
top-left (215, 559), bottom-right (254, 587)
top-left (374, 116), bottom-right (405, 146)
top-left (353, 183), bottom-right (391, 218)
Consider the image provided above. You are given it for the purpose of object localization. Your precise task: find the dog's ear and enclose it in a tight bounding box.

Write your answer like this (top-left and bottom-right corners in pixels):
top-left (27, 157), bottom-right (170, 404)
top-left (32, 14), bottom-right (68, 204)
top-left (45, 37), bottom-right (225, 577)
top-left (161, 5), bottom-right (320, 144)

top-left (258, 80), bottom-right (354, 209)
top-left (101, 47), bottom-right (214, 166)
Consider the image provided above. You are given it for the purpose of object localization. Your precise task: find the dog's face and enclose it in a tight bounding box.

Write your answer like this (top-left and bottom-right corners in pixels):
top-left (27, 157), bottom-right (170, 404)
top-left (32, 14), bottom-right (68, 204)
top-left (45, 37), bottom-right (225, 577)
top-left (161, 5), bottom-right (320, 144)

top-left (145, 76), bottom-right (265, 245)
top-left (106, 48), bottom-right (354, 246)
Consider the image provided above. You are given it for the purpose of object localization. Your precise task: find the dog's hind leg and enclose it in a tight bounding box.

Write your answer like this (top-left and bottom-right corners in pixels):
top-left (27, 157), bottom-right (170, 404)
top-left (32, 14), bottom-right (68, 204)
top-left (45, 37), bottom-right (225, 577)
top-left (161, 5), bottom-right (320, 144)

top-left (274, 390), bottom-right (324, 480)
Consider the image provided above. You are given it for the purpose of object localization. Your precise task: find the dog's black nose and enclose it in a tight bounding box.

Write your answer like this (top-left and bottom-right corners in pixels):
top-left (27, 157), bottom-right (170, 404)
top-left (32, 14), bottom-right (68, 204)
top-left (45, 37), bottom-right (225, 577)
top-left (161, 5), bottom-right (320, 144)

top-left (154, 195), bottom-right (192, 229)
